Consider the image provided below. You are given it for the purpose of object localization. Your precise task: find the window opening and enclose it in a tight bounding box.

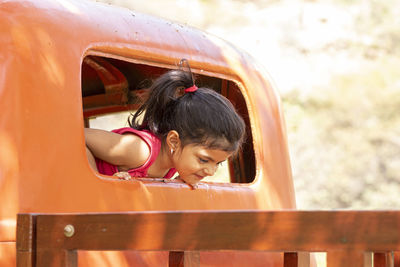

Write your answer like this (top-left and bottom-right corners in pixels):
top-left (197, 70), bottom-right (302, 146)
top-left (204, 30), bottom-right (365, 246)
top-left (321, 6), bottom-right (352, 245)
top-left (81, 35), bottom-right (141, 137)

top-left (82, 55), bottom-right (255, 183)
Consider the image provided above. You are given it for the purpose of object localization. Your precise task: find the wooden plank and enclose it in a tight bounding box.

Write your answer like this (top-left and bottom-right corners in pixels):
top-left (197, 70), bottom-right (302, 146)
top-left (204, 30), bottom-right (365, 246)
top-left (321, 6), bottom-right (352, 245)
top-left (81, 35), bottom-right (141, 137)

top-left (33, 210), bottom-right (400, 252)
top-left (36, 249), bottom-right (77, 267)
top-left (16, 252), bottom-right (35, 267)
top-left (16, 214), bottom-right (36, 267)
top-left (326, 251), bottom-right (367, 267)
top-left (169, 251), bottom-right (184, 267)
top-left (394, 252), bottom-right (400, 267)
top-left (374, 252), bottom-right (386, 267)
top-left (284, 252), bottom-right (298, 267)
top-left (374, 252), bottom-right (392, 267)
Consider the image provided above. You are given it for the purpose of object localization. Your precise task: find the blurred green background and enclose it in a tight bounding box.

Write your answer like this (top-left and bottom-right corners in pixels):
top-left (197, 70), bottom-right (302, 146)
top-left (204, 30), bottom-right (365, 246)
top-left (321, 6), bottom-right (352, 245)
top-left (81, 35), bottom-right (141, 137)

top-left (90, 0), bottom-right (400, 210)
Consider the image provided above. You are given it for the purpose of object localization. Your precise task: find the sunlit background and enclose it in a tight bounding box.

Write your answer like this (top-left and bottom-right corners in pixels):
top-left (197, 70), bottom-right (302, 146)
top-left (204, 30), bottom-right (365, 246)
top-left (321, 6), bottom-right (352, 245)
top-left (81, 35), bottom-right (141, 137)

top-left (90, 0), bottom-right (400, 210)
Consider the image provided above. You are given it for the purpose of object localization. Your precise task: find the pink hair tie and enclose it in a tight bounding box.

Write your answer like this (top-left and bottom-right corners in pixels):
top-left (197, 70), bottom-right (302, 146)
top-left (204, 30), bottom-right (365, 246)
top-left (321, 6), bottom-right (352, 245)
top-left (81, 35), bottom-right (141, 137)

top-left (184, 85), bottom-right (198, 93)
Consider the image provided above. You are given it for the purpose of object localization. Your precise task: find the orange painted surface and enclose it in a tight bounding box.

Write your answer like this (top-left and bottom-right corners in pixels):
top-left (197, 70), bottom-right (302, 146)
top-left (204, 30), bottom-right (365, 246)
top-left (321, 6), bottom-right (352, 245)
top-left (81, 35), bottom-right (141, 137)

top-left (0, 0), bottom-right (296, 265)
top-left (0, 243), bottom-right (16, 266)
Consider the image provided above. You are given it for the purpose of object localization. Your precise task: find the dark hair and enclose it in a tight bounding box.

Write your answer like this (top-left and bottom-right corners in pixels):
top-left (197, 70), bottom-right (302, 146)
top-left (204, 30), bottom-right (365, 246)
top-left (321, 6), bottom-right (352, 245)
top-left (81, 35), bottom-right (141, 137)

top-left (129, 61), bottom-right (245, 152)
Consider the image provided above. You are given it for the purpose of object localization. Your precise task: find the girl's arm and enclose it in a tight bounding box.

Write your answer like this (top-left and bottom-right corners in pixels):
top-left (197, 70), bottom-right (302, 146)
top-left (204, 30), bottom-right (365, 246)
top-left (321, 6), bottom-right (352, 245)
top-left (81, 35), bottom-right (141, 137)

top-left (84, 128), bottom-right (150, 169)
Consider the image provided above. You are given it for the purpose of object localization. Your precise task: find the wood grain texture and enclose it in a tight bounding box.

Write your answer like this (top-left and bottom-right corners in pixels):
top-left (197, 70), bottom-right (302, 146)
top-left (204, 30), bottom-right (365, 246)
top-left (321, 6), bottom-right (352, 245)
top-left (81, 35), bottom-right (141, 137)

top-left (169, 251), bottom-right (184, 267)
top-left (374, 252), bottom-right (392, 267)
top-left (33, 210), bottom-right (400, 252)
top-left (36, 250), bottom-right (77, 267)
top-left (17, 211), bottom-right (400, 266)
top-left (16, 214), bottom-right (35, 267)
top-left (284, 252), bottom-right (298, 267)
top-left (394, 252), bottom-right (400, 267)
top-left (16, 252), bottom-right (34, 267)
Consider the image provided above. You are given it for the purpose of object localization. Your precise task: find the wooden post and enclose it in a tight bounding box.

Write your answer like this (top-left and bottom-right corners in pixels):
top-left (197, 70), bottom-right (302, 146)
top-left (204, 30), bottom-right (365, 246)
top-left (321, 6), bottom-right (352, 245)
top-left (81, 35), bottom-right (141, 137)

top-left (16, 214), bottom-right (36, 267)
top-left (36, 250), bottom-right (77, 267)
top-left (394, 252), bottom-right (400, 267)
top-left (374, 252), bottom-right (392, 267)
top-left (169, 251), bottom-right (184, 267)
top-left (284, 252), bottom-right (298, 267)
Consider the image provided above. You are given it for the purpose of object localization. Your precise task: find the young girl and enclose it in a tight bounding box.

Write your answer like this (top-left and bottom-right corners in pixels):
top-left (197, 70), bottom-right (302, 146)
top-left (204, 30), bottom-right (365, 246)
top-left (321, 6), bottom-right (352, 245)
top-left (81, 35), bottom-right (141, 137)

top-left (85, 60), bottom-right (245, 188)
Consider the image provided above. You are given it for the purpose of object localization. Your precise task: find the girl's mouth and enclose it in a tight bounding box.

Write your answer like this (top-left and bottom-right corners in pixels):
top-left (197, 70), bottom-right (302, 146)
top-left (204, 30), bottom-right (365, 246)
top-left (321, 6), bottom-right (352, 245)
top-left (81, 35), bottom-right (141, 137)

top-left (194, 174), bottom-right (204, 180)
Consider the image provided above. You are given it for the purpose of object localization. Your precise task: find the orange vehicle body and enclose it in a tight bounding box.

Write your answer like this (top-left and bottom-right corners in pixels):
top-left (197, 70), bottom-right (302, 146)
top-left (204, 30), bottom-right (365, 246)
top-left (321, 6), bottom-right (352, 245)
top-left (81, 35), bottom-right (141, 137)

top-left (0, 0), bottom-right (296, 266)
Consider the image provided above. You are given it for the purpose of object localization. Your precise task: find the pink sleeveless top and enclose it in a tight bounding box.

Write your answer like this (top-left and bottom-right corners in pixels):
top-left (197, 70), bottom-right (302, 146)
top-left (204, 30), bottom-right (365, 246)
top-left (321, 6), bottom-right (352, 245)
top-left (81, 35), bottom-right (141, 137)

top-left (95, 127), bottom-right (176, 178)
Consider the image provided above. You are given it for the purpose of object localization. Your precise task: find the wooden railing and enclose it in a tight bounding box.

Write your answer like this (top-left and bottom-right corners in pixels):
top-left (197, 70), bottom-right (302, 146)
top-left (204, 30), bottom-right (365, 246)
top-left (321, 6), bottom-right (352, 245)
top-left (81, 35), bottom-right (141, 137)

top-left (16, 210), bottom-right (400, 267)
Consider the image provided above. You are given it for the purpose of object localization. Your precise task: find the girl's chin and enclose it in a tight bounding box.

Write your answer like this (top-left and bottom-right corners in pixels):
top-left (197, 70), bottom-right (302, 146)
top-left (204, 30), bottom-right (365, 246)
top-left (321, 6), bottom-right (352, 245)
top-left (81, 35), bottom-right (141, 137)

top-left (176, 176), bottom-right (202, 185)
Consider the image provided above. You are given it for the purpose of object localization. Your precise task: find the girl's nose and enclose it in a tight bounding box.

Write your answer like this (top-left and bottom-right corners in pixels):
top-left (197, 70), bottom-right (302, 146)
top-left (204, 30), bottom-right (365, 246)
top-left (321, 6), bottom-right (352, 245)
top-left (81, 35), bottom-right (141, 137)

top-left (204, 165), bottom-right (217, 176)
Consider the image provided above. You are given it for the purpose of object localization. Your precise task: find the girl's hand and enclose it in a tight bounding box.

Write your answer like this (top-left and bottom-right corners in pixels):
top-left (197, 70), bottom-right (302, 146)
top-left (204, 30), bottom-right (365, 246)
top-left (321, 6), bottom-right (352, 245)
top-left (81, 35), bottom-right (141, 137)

top-left (113, 171), bottom-right (131, 180)
top-left (174, 176), bottom-right (198, 190)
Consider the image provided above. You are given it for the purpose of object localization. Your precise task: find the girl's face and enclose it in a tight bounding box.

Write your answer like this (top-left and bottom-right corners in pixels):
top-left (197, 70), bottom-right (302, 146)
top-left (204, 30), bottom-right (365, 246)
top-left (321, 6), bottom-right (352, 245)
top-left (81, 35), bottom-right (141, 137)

top-left (172, 144), bottom-right (232, 186)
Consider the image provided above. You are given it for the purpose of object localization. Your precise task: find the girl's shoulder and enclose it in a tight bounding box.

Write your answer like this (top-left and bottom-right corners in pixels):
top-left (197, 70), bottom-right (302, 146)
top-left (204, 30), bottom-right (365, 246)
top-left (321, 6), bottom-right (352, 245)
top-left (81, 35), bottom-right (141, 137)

top-left (112, 128), bottom-right (153, 169)
top-left (112, 127), bottom-right (160, 150)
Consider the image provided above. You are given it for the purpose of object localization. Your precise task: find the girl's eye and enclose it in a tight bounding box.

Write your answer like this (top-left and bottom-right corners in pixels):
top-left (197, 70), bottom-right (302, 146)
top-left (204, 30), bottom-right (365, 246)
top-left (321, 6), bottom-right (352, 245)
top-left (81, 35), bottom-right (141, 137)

top-left (199, 158), bottom-right (208, 163)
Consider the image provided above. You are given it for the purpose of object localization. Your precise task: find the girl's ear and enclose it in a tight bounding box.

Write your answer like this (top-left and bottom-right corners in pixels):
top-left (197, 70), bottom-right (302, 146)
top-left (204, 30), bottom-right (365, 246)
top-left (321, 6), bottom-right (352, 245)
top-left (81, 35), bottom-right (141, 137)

top-left (166, 130), bottom-right (181, 151)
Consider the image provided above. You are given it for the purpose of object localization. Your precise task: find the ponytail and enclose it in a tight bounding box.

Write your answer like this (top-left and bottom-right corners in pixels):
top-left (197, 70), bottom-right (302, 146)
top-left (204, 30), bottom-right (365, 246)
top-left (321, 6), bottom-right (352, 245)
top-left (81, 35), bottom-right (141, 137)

top-left (129, 60), bottom-right (194, 133)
